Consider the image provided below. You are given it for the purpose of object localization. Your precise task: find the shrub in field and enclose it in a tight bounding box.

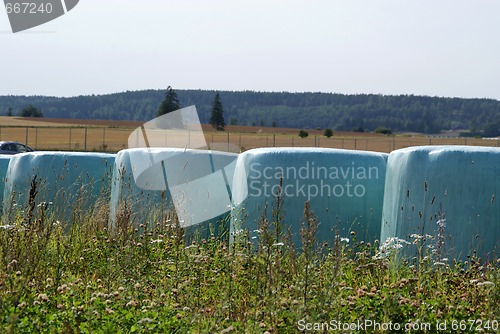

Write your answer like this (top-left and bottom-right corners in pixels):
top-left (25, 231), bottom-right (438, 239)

top-left (375, 127), bottom-right (392, 135)
top-left (323, 128), bottom-right (333, 138)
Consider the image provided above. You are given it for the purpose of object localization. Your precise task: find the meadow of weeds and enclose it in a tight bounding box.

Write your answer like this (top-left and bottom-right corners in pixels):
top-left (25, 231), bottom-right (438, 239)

top-left (0, 179), bottom-right (499, 333)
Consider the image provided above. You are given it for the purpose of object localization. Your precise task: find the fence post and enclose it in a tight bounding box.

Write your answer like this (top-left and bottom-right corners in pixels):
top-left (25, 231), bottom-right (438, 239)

top-left (227, 132), bottom-right (230, 151)
top-left (292, 137), bottom-right (294, 147)
top-left (103, 128), bottom-right (106, 150)
top-left (25, 127), bottom-right (29, 146)
top-left (273, 134), bottom-right (276, 147)
top-left (354, 138), bottom-right (357, 150)
top-left (84, 128), bottom-right (87, 151)
top-left (69, 128), bottom-right (72, 150)
top-left (35, 127), bottom-right (38, 149)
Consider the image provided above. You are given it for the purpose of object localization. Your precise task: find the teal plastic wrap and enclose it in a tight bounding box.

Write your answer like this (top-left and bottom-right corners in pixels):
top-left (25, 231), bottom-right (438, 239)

top-left (231, 148), bottom-right (388, 247)
top-left (381, 146), bottom-right (500, 262)
top-left (2, 151), bottom-right (115, 224)
top-left (110, 148), bottom-right (237, 240)
top-left (0, 155), bottom-right (13, 213)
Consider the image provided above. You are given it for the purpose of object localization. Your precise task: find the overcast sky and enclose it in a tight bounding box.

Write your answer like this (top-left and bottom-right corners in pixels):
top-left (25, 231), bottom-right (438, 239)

top-left (1, 0), bottom-right (499, 99)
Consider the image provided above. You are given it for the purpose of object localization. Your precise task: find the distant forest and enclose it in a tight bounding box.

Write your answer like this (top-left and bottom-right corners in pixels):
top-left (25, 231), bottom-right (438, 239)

top-left (1, 90), bottom-right (500, 135)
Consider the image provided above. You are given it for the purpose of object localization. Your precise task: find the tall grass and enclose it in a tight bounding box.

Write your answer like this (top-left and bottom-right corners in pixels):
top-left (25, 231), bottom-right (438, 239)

top-left (0, 178), bottom-right (499, 333)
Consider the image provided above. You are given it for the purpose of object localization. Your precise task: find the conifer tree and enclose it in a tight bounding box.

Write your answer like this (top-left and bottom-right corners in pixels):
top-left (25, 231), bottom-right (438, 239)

top-left (209, 93), bottom-right (226, 131)
top-left (157, 86), bottom-right (181, 117)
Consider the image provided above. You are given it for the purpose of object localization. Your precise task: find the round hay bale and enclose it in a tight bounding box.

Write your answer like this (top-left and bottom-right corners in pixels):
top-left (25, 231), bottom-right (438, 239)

top-left (381, 146), bottom-right (500, 262)
top-left (3, 151), bottom-right (115, 225)
top-left (231, 147), bottom-right (388, 247)
top-left (110, 148), bottom-right (238, 240)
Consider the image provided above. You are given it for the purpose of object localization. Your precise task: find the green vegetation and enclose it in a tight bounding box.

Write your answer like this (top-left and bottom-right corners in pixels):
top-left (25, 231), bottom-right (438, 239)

top-left (298, 130), bottom-right (309, 138)
top-left (324, 128), bottom-right (333, 138)
top-left (156, 86), bottom-right (181, 117)
top-left (209, 93), bottom-right (226, 131)
top-left (375, 127), bottom-right (393, 135)
top-left (19, 104), bottom-right (43, 118)
top-left (0, 177), bottom-right (498, 333)
top-left (2, 90), bottom-right (500, 134)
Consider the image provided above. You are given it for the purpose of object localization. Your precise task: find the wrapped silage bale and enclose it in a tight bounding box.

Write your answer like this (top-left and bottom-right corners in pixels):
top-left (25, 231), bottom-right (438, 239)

top-left (0, 155), bottom-right (13, 213)
top-left (2, 151), bottom-right (115, 225)
top-left (380, 146), bottom-right (500, 262)
top-left (231, 148), bottom-right (388, 247)
top-left (110, 148), bottom-right (238, 240)
top-left (110, 148), bottom-right (175, 230)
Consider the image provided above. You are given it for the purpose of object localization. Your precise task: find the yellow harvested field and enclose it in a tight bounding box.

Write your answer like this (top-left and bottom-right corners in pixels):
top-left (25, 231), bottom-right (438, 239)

top-left (0, 116), bottom-right (499, 153)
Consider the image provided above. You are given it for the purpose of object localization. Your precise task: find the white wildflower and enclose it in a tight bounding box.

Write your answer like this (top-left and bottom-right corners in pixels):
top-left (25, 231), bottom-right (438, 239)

top-left (374, 237), bottom-right (410, 259)
top-left (477, 281), bottom-right (495, 288)
top-left (436, 218), bottom-right (446, 228)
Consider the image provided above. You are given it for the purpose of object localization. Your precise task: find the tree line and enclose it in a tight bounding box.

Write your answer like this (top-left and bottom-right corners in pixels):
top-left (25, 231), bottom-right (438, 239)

top-left (1, 89), bottom-right (500, 135)
top-left (156, 87), bottom-right (226, 131)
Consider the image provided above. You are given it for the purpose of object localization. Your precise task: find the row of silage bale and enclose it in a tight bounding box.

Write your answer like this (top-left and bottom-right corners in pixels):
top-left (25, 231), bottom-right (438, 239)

top-left (108, 147), bottom-right (388, 245)
top-left (229, 145), bottom-right (500, 261)
top-left (0, 148), bottom-right (239, 240)
top-left (1, 144), bottom-right (497, 262)
top-left (2, 151), bottom-right (115, 226)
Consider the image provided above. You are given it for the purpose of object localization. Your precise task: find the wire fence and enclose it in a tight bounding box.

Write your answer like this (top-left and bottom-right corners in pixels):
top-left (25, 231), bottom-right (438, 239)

top-left (1, 125), bottom-right (499, 153)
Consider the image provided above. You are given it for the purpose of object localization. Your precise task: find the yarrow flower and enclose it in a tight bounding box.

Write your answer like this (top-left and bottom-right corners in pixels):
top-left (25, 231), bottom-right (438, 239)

top-left (373, 237), bottom-right (410, 259)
